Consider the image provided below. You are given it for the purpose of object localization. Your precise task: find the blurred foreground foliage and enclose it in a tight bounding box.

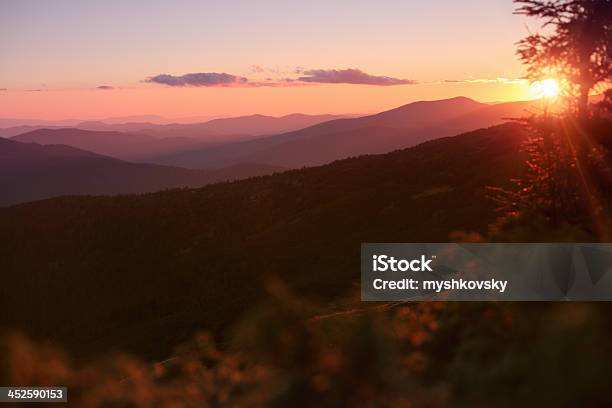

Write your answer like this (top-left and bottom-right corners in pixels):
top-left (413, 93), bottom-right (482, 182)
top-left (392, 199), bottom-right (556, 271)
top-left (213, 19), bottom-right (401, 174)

top-left (2, 283), bottom-right (612, 407)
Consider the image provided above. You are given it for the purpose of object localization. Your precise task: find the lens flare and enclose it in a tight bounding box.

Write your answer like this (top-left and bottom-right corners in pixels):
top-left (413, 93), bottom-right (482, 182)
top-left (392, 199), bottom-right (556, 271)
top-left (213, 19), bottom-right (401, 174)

top-left (529, 78), bottom-right (560, 99)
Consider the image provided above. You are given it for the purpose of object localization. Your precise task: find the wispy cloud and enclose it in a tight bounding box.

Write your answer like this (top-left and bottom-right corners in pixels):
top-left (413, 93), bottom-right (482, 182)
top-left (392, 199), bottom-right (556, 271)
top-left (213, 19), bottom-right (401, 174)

top-left (296, 68), bottom-right (416, 86)
top-left (444, 77), bottom-right (526, 84)
top-left (0, 88), bottom-right (7, 91)
top-left (250, 65), bottom-right (264, 74)
top-left (96, 85), bottom-right (115, 90)
top-left (144, 72), bottom-right (249, 87)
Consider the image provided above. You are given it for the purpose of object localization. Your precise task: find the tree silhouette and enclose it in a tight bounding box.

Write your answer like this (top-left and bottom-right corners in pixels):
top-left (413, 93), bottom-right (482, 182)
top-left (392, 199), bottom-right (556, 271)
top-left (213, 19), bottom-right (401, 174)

top-left (515, 0), bottom-right (612, 115)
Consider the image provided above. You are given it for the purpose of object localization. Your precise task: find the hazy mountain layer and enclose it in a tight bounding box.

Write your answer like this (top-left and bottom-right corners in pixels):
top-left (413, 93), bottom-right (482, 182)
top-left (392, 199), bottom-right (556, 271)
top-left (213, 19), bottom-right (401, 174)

top-left (154, 97), bottom-right (537, 169)
top-left (0, 137), bottom-right (284, 206)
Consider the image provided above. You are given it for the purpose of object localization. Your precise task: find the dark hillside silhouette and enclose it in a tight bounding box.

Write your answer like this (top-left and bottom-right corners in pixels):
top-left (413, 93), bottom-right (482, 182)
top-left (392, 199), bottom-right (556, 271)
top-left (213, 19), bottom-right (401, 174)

top-left (0, 123), bottom-right (529, 359)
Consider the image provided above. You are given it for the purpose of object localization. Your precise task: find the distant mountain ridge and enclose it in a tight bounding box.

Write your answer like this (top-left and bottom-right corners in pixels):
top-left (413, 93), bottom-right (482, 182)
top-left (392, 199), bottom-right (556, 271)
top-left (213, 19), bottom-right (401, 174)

top-left (0, 138), bottom-right (284, 206)
top-left (0, 113), bottom-right (348, 140)
top-left (154, 97), bottom-right (538, 169)
top-left (3, 97), bottom-right (540, 172)
top-left (0, 125), bottom-right (67, 139)
top-left (11, 128), bottom-right (208, 161)
top-left (75, 113), bottom-right (348, 139)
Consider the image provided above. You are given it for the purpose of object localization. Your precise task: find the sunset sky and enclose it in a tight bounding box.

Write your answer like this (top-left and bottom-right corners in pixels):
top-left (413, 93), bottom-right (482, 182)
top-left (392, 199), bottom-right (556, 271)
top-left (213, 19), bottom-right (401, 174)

top-left (0, 0), bottom-right (538, 120)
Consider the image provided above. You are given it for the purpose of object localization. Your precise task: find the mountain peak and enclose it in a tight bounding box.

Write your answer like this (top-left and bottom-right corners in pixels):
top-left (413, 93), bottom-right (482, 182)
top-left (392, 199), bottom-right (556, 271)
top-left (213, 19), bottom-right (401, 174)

top-left (396, 96), bottom-right (482, 109)
top-left (367, 96), bottom-right (485, 127)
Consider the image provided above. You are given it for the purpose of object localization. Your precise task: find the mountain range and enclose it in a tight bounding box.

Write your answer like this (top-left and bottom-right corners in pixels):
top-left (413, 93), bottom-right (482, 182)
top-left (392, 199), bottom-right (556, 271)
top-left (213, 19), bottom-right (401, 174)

top-left (0, 97), bottom-right (540, 206)
top-left (11, 128), bottom-right (208, 161)
top-left (0, 113), bottom-right (348, 140)
top-left (0, 137), bottom-right (283, 206)
top-left (77, 113), bottom-right (349, 137)
top-left (152, 97), bottom-right (540, 168)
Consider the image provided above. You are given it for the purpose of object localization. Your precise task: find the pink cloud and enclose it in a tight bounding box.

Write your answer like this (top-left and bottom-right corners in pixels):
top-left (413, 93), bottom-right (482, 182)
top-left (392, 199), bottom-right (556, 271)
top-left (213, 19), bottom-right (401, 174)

top-left (297, 68), bottom-right (416, 86)
top-left (144, 72), bottom-right (249, 87)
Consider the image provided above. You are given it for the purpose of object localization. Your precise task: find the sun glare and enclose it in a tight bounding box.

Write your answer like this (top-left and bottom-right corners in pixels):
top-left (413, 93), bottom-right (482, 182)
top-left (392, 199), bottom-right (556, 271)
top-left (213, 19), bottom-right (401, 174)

top-left (530, 78), bottom-right (560, 99)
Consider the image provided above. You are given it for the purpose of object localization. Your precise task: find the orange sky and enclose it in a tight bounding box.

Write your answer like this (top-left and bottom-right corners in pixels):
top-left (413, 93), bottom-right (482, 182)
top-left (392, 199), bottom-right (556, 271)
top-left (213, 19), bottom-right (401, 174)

top-left (0, 0), bottom-right (537, 120)
top-left (0, 81), bottom-right (532, 120)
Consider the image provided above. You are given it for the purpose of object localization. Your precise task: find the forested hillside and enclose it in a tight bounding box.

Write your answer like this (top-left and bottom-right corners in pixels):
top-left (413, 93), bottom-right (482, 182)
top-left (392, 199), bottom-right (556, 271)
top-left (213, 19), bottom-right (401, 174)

top-left (0, 123), bottom-right (526, 360)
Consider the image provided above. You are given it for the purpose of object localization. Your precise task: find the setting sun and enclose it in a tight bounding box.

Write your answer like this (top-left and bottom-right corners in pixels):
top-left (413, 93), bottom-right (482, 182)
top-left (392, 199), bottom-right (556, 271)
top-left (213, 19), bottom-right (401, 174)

top-left (530, 78), bottom-right (561, 99)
